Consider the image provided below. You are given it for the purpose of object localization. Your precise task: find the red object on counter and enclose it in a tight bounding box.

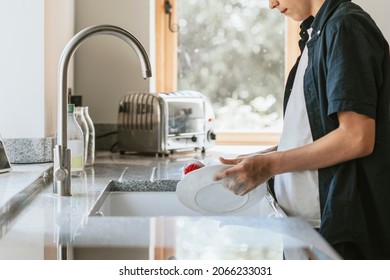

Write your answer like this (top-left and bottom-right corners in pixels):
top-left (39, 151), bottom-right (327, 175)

top-left (183, 163), bottom-right (203, 175)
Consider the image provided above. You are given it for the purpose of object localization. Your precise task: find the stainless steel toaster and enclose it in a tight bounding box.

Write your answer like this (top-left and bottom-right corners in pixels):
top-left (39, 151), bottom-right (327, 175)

top-left (117, 90), bottom-right (216, 155)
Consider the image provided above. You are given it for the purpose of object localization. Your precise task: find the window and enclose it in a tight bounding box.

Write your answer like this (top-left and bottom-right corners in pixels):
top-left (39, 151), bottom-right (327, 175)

top-left (155, 0), bottom-right (300, 145)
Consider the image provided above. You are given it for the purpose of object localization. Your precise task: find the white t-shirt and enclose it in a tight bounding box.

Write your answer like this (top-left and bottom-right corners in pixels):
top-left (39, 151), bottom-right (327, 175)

top-left (274, 29), bottom-right (321, 228)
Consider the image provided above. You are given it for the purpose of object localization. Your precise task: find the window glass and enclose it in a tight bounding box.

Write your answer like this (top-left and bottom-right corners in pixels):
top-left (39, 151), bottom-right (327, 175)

top-left (177, 0), bottom-right (285, 132)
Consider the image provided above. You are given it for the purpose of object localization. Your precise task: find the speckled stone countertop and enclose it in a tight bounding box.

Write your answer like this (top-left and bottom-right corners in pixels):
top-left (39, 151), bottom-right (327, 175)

top-left (0, 148), bottom-right (341, 260)
top-left (3, 138), bottom-right (54, 164)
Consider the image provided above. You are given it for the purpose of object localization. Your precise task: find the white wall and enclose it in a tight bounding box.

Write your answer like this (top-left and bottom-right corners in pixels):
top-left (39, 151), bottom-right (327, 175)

top-left (354, 0), bottom-right (389, 41)
top-left (44, 0), bottom-right (75, 138)
top-left (0, 0), bottom-right (45, 138)
top-left (74, 0), bottom-right (155, 124)
top-left (0, 0), bottom-right (74, 139)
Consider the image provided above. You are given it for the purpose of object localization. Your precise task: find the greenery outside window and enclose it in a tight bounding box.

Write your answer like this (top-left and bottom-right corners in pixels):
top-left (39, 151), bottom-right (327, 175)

top-left (155, 0), bottom-right (300, 145)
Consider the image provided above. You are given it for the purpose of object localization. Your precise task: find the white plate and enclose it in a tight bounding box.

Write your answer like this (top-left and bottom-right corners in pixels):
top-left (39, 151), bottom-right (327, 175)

top-left (176, 164), bottom-right (266, 215)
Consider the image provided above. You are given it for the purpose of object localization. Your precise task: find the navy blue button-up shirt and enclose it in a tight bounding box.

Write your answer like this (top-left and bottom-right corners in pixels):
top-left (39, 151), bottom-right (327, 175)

top-left (284, 0), bottom-right (390, 259)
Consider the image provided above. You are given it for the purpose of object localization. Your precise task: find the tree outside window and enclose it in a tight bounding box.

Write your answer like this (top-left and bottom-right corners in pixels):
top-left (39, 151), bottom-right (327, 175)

top-left (177, 0), bottom-right (285, 132)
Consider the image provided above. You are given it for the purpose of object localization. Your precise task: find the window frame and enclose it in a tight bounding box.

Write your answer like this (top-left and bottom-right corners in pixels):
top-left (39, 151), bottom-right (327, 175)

top-left (155, 0), bottom-right (300, 146)
top-left (155, 0), bottom-right (178, 92)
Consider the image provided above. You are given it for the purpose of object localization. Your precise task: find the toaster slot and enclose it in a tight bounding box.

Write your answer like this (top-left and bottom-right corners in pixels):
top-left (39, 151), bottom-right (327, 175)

top-left (143, 93), bottom-right (154, 130)
top-left (135, 93), bottom-right (142, 130)
top-left (126, 94), bottom-right (132, 130)
top-left (119, 93), bottom-right (156, 131)
top-left (118, 94), bottom-right (132, 130)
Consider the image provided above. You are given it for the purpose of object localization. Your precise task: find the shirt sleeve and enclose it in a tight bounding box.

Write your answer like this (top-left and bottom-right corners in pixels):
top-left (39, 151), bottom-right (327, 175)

top-left (325, 18), bottom-right (384, 121)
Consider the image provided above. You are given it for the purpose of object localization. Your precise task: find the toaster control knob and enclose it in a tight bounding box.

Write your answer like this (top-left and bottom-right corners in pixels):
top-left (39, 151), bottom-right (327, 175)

top-left (208, 131), bottom-right (216, 141)
top-left (191, 135), bottom-right (198, 142)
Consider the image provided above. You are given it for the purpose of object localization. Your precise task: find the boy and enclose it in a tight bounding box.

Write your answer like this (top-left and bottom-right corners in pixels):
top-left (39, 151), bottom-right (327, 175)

top-left (215, 0), bottom-right (390, 259)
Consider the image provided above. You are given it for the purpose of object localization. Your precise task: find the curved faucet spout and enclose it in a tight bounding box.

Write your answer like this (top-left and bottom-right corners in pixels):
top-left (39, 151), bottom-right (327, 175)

top-left (57, 24), bottom-right (152, 148)
top-left (54, 24), bottom-right (152, 196)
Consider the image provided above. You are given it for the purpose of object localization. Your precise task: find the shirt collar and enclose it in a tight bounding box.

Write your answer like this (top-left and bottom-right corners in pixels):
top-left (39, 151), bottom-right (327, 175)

top-left (299, 16), bottom-right (315, 52)
top-left (311, 0), bottom-right (351, 35)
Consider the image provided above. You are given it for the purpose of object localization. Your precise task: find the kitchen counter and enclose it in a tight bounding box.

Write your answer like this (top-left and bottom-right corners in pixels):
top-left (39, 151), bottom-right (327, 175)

top-left (0, 147), bottom-right (340, 260)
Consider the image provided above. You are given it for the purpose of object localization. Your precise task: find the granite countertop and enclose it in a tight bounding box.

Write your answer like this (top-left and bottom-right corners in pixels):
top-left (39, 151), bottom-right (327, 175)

top-left (0, 148), bottom-right (341, 260)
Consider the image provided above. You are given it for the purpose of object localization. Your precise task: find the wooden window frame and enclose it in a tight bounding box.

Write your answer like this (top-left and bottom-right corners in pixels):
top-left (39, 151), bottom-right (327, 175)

top-left (155, 0), bottom-right (178, 92)
top-left (155, 1), bottom-right (300, 146)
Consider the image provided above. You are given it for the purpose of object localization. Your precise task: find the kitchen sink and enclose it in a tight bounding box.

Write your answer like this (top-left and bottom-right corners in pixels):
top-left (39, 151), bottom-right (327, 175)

top-left (75, 181), bottom-right (341, 260)
top-left (76, 183), bottom-right (285, 260)
top-left (89, 181), bottom-right (281, 217)
top-left (95, 191), bottom-right (201, 216)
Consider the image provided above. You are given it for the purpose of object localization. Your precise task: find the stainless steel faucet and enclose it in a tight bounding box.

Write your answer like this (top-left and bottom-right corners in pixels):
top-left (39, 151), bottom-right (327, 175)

top-left (53, 25), bottom-right (152, 196)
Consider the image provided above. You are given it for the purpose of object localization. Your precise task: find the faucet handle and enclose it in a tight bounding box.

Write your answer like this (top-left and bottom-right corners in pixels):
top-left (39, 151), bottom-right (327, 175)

top-left (53, 145), bottom-right (72, 196)
top-left (54, 166), bottom-right (68, 182)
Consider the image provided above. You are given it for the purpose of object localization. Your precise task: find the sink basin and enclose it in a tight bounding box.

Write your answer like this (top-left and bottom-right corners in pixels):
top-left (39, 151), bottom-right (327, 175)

top-left (75, 183), bottom-right (341, 260)
top-left (90, 190), bottom-right (280, 217)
